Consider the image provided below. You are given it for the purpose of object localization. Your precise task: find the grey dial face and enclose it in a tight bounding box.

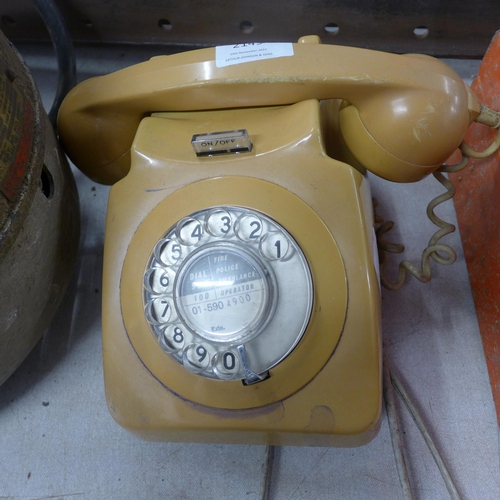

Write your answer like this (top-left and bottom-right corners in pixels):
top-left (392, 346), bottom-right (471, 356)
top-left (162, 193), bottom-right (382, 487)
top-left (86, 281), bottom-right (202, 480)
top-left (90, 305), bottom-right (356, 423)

top-left (143, 206), bottom-right (313, 383)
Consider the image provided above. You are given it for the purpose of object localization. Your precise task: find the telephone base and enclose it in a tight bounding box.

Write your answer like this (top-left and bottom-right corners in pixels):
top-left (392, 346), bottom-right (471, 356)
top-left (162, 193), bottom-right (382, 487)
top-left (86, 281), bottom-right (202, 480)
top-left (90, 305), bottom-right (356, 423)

top-left (102, 100), bottom-right (382, 446)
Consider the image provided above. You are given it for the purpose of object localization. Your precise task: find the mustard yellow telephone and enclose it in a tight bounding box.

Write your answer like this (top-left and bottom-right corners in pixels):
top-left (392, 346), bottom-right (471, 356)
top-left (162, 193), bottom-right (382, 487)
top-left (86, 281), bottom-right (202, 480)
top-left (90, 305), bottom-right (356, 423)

top-left (57, 36), bottom-right (480, 446)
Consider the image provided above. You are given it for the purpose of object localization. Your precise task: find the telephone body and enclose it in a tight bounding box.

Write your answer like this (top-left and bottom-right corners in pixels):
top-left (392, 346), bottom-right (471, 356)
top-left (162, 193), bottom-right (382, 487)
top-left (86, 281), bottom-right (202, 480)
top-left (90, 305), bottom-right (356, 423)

top-left (58, 37), bottom-right (480, 446)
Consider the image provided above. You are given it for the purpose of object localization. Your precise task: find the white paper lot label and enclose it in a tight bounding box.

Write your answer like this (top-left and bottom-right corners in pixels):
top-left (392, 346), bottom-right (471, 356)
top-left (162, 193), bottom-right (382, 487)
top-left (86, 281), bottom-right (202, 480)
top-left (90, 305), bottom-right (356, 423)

top-left (215, 43), bottom-right (294, 68)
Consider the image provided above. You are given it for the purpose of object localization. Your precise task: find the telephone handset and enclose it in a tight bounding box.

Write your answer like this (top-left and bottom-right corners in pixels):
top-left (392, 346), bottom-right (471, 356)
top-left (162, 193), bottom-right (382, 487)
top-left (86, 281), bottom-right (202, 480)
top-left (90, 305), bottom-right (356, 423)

top-left (58, 36), bottom-right (481, 446)
top-left (58, 36), bottom-right (480, 185)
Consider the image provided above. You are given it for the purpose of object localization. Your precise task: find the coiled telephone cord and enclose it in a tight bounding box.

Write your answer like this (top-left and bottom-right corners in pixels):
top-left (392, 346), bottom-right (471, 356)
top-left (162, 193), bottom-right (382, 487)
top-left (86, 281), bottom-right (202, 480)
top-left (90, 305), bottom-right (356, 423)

top-left (377, 109), bottom-right (500, 291)
top-left (375, 158), bottom-right (466, 291)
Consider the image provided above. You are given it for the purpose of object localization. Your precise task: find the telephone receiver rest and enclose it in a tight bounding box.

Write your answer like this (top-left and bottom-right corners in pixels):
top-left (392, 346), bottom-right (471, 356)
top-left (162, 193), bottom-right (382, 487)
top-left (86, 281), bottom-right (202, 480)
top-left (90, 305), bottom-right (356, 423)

top-left (57, 40), bottom-right (480, 184)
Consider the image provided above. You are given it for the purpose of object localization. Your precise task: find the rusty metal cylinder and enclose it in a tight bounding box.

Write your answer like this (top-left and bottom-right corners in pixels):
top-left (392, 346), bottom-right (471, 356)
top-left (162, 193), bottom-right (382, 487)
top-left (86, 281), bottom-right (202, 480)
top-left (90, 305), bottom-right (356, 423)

top-left (0, 30), bottom-right (79, 385)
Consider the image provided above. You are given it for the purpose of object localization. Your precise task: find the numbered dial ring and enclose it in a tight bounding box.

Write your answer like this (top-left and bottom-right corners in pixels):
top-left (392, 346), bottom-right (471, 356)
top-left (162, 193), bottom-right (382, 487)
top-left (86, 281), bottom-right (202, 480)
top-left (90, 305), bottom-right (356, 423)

top-left (143, 206), bottom-right (313, 382)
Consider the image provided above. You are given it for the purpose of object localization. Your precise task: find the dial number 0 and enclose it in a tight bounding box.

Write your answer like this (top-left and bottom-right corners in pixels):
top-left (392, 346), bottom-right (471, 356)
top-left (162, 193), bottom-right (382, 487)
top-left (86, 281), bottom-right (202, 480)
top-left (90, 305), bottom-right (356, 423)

top-left (213, 349), bottom-right (241, 379)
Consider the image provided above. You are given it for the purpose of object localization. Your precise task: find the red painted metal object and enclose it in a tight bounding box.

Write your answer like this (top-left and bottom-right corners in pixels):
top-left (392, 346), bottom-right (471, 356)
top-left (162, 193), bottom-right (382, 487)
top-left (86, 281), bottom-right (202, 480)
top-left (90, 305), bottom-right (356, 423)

top-left (450, 30), bottom-right (500, 424)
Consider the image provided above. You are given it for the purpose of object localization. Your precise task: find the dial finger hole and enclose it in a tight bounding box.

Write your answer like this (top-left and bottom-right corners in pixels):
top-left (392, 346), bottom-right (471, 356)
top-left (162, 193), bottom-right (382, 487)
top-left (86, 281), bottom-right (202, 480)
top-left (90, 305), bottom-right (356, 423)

top-left (161, 324), bottom-right (186, 351)
top-left (145, 297), bottom-right (173, 324)
top-left (143, 267), bottom-right (174, 294)
top-left (154, 238), bottom-right (182, 267)
top-left (177, 217), bottom-right (204, 246)
top-left (213, 350), bottom-right (241, 380)
top-left (205, 209), bottom-right (233, 237)
top-left (260, 231), bottom-right (290, 261)
top-left (234, 214), bottom-right (262, 242)
top-left (183, 343), bottom-right (212, 374)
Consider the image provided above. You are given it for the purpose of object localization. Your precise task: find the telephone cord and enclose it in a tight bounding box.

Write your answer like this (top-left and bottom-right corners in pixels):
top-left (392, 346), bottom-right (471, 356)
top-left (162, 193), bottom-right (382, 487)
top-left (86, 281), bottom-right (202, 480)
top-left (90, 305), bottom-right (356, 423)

top-left (376, 158), bottom-right (466, 291)
top-left (32, 0), bottom-right (76, 126)
top-left (383, 355), bottom-right (414, 500)
top-left (260, 445), bottom-right (275, 500)
top-left (460, 124), bottom-right (500, 159)
top-left (385, 358), bottom-right (462, 500)
top-left (460, 104), bottom-right (500, 159)
top-left (474, 104), bottom-right (500, 129)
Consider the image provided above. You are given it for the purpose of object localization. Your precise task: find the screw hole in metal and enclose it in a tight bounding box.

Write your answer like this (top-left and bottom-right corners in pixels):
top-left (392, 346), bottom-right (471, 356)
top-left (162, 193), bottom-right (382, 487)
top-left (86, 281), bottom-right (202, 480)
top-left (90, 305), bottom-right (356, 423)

top-left (413, 26), bottom-right (429, 39)
top-left (40, 165), bottom-right (54, 200)
top-left (324, 23), bottom-right (339, 36)
top-left (158, 19), bottom-right (172, 31)
top-left (240, 21), bottom-right (254, 34)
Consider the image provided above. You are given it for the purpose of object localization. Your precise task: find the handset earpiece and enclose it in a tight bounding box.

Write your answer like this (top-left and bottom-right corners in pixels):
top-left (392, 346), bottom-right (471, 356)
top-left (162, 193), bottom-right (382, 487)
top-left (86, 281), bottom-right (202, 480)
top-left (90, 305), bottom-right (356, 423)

top-left (339, 71), bottom-right (481, 182)
top-left (339, 101), bottom-right (439, 183)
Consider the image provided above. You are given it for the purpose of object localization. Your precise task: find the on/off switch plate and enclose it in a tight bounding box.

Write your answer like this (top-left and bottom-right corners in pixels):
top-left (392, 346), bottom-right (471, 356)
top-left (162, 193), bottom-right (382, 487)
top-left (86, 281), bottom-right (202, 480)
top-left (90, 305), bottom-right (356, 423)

top-left (191, 129), bottom-right (253, 156)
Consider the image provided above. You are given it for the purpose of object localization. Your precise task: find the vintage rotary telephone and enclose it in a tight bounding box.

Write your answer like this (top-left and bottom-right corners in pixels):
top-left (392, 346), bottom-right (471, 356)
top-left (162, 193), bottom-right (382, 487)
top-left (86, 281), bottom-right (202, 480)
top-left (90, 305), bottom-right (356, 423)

top-left (57, 36), bottom-right (484, 446)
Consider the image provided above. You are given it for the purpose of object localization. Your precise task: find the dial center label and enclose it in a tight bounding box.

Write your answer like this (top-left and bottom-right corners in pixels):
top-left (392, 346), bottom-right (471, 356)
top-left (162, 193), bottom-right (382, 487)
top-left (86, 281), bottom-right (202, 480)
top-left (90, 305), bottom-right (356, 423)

top-left (177, 248), bottom-right (267, 338)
